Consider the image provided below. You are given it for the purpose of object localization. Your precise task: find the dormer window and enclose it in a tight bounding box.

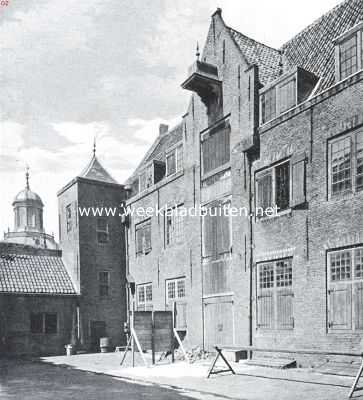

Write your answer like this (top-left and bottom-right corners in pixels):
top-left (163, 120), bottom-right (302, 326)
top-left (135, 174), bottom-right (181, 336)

top-left (334, 22), bottom-right (363, 82)
top-left (260, 67), bottom-right (318, 125)
top-left (339, 35), bottom-right (358, 80)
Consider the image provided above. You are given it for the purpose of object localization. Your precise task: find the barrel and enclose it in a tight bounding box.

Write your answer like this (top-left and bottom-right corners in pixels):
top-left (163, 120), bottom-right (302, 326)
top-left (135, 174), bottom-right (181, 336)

top-left (100, 337), bottom-right (112, 353)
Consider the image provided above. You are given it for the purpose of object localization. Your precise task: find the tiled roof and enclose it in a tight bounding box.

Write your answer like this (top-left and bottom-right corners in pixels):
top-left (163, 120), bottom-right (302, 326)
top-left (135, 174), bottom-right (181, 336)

top-left (281, 0), bottom-right (363, 92)
top-left (0, 252), bottom-right (76, 295)
top-left (79, 155), bottom-right (118, 184)
top-left (126, 122), bottom-right (183, 184)
top-left (229, 28), bottom-right (281, 85)
top-left (228, 0), bottom-right (363, 92)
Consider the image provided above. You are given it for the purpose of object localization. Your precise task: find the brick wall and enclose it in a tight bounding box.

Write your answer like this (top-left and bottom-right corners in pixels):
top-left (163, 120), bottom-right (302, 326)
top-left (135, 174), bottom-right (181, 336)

top-left (58, 177), bottom-right (127, 349)
top-left (252, 73), bottom-right (363, 365)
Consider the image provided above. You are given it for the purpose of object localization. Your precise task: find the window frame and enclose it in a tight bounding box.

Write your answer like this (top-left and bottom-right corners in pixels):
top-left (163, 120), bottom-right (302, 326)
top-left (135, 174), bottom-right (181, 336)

top-left (327, 245), bottom-right (363, 332)
top-left (335, 25), bottom-right (363, 82)
top-left (328, 128), bottom-right (363, 198)
top-left (259, 72), bottom-right (298, 125)
top-left (96, 217), bottom-right (110, 244)
top-left (201, 122), bottom-right (230, 178)
top-left (256, 258), bottom-right (294, 331)
top-left (98, 271), bottom-right (110, 298)
top-left (166, 142), bottom-right (183, 177)
top-left (135, 219), bottom-right (152, 256)
top-left (255, 159), bottom-right (291, 217)
top-left (138, 164), bottom-right (154, 193)
top-left (66, 204), bottom-right (72, 233)
top-left (136, 282), bottom-right (153, 311)
top-left (30, 312), bottom-right (58, 335)
top-left (165, 277), bottom-right (186, 303)
top-left (165, 204), bottom-right (184, 247)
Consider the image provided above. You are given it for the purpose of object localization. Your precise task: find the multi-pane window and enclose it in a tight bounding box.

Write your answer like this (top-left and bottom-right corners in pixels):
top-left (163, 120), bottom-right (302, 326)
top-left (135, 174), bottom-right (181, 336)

top-left (279, 78), bottom-right (296, 113)
top-left (166, 143), bottom-right (183, 177)
top-left (97, 217), bottom-right (109, 244)
top-left (261, 87), bottom-right (276, 124)
top-left (339, 35), bottom-right (358, 80)
top-left (137, 283), bottom-right (153, 311)
top-left (257, 259), bottom-right (293, 330)
top-left (135, 219), bottom-right (151, 255)
top-left (201, 124), bottom-right (230, 176)
top-left (66, 204), bottom-right (72, 232)
top-left (30, 313), bottom-right (57, 334)
top-left (99, 271), bottom-right (110, 297)
top-left (329, 129), bottom-right (363, 196)
top-left (328, 246), bottom-right (363, 331)
top-left (336, 27), bottom-right (363, 81)
top-left (256, 160), bottom-right (290, 215)
top-left (166, 277), bottom-right (186, 302)
top-left (165, 205), bottom-right (184, 246)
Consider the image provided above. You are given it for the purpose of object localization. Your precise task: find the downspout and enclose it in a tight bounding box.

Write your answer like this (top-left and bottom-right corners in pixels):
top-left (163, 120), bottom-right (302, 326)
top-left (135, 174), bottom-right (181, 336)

top-left (248, 155), bottom-right (253, 347)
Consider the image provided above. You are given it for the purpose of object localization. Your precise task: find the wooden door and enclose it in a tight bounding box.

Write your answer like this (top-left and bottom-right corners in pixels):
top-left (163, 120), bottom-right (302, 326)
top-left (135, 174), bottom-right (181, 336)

top-left (90, 320), bottom-right (106, 351)
top-left (204, 301), bottom-right (233, 350)
top-left (328, 284), bottom-right (352, 330)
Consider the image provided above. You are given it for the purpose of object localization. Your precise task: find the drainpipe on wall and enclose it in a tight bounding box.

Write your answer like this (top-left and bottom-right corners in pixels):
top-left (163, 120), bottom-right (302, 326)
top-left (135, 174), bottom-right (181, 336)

top-left (248, 156), bottom-right (254, 348)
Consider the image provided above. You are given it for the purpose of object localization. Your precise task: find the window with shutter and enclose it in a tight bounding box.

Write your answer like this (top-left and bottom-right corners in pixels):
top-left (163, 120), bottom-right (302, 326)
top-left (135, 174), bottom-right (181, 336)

top-left (255, 160), bottom-right (290, 216)
top-left (201, 125), bottom-right (230, 176)
top-left (275, 162), bottom-right (290, 211)
top-left (257, 259), bottom-right (293, 330)
top-left (202, 202), bottom-right (231, 259)
top-left (327, 246), bottom-right (363, 331)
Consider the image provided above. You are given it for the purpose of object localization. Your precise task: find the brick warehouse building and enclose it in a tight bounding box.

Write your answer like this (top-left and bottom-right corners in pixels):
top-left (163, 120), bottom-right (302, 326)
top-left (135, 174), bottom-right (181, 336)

top-left (125, 0), bottom-right (363, 359)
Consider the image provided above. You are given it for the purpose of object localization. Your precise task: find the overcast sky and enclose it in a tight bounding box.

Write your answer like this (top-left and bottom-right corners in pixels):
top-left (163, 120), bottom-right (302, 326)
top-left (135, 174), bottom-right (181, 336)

top-left (0, 0), bottom-right (341, 238)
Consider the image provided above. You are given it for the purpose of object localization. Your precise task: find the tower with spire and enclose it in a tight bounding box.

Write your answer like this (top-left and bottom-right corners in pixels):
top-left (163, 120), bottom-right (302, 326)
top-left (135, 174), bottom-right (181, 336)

top-left (57, 143), bottom-right (127, 351)
top-left (3, 167), bottom-right (58, 249)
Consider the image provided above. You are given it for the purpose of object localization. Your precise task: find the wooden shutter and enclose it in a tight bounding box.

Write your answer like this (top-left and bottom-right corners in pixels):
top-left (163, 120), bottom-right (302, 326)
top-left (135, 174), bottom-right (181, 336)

top-left (203, 211), bottom-right (217, 258)
top-left (136, 227), bottom-right (143, 254)
top-left (144, 223), bottom-right (151, 252)
top-left (290, 152), bottom-right (306, 207)
top-left (328, 284), bottom-right (352, 330)
top-left (276, 290), bottom-right (294, 329)
top-left (257, 172), bottom-right (272, 210)
top-left (217, 209), bottom-right (230, 255)
top-left (257, 291), bottom-right (274, 329)
top-left (354, 282), bottom-right (363, 330)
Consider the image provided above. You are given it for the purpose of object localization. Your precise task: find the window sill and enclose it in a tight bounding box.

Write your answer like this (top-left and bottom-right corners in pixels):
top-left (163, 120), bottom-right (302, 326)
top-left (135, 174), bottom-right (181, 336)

top-left (202, 163), bottom-right (231, 181)
top-left (257, 208), bottom-right (292, 222)
top-left (328, 189), bottom-right (363, 203)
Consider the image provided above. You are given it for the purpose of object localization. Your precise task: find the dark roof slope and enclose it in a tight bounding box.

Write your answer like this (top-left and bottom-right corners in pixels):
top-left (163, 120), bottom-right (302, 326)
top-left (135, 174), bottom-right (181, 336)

top-left (228, 0), bottom-right (363, 91)
top-left (0, 244), bottom-right (76, 295)
top-left (229, 28), bottom-right (281, 85)
top-left (79, 155), bottom-right (118, 184)
top-left (281, 0), bottom-right (363, 92)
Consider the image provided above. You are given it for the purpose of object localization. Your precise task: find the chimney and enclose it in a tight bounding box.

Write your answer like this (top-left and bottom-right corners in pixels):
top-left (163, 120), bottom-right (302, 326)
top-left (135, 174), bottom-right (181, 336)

top-left (159, 124), bottom-right (169, 136)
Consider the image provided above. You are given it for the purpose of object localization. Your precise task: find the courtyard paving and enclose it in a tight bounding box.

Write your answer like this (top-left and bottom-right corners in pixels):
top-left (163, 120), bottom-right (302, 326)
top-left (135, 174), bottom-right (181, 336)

top-left (39, 352), bottom-right (362, 400)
